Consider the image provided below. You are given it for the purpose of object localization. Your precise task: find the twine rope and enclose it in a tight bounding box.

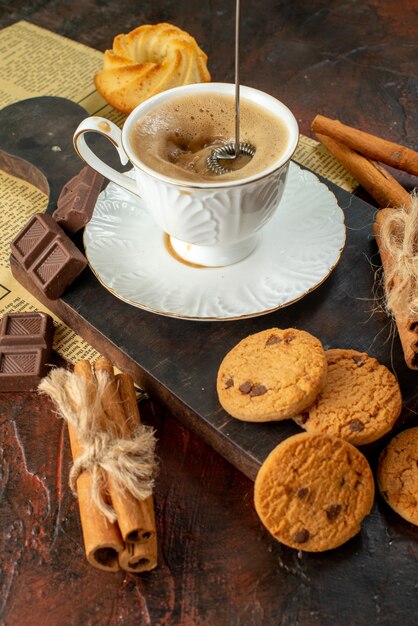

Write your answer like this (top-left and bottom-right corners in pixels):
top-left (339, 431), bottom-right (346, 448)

top-left (39, 368), bottom-right (157, 523)
top-left (379, 191), bottom-right (418, 318)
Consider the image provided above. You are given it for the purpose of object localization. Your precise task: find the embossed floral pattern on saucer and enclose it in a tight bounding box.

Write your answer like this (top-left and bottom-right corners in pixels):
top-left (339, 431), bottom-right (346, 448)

top-left (84, 163), bottom-right (346, 320)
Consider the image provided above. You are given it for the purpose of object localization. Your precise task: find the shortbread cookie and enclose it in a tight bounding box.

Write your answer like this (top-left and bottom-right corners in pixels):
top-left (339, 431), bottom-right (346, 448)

top-left (294, 349), bottom-right (402, 445)
top-left (217, 328), bottom-right (327, 422)
top-left (377, 427), bottom-right (418, 526)
top-left (94, 23), bottom-right (211, 113)
top-left (254, 432), bottom-right (375, 551)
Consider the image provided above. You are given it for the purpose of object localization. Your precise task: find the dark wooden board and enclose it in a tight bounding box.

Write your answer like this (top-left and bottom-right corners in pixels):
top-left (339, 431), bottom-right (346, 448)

top-left (2, 96), bottom-right (417, 482)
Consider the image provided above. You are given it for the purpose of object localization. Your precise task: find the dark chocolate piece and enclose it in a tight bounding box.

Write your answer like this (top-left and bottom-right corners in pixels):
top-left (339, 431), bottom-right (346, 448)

top-left (0, 347), bottom-right (47, 391)
top-left (10, 213), bottom-right (87, 300)
top-left (10, 213), bottom-right (62, 270)
top-left (32, 236), bottom-right (87, 300)
top-left (0, 311), bottom-right (54, 348)
top-left (52, 165), bottom-right (104, 234)
top-left (0, 312), bottom-right (54, 391)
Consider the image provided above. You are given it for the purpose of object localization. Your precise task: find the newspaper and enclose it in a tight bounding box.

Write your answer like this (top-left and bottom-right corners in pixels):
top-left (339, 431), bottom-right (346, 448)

top-left (0, 21), bottom-right (126, 123)
top-left (0, 21), bottom-right (357, 364)
top-left (293, 134), bottom-right (357, 191)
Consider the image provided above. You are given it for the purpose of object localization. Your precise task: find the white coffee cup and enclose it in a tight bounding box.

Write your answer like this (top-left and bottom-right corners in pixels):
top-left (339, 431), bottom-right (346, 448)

top-left (73, 83), bottom-right (299, 267)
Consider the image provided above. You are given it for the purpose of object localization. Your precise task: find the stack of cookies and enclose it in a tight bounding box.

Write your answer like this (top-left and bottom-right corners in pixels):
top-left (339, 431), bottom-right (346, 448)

top-left (216, 328), bottom-right (416, 551)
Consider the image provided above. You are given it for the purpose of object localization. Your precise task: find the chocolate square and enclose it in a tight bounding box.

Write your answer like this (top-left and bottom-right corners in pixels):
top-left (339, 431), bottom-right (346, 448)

top-left (0, 312), bottom-right (54, 348)
top-left (31, 236), bottom-right (87, 300)
top-left (0, 347), bottom-right (49, 391)
top-left (0, 311), bottom-right (54, 391)
top-left (10, 213), bottom-right (63, 270)
top-left (53, 165), bottom-right (105, 234)
top-left (11, 213), bottom-right (88, 301)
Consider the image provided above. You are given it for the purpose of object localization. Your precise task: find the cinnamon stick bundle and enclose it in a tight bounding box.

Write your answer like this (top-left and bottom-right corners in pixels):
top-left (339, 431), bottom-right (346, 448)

top-left (312, 114), bottom-right (418, 177)
top-left (312, 116), bottom-right (418, 369)
top-left (373, 208), bottom-right (418, 369)
top-left (39, 358), bottom-right (158, 572)
top-left (79, 359), bottom-right (157, 545)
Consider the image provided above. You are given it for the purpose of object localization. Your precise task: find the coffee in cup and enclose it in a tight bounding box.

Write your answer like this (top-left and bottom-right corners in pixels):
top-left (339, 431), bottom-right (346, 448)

top-left (129, 92), bottom-right (290, 183)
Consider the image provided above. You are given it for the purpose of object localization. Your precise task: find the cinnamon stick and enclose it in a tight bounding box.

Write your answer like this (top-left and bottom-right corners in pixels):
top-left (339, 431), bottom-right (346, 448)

top-left (373, 209), bottom-right (418, 369)
top-left (93, 358), bottom-right (157, 546)
top-left (314, 132), bottom-right (411, 209)
top-left (312, 114), bottom-right (418, 177)
top-left (66, 427), bottom-right (123, 571)
top-left (116, 371), bottom-right (158, 572)
top-left (65, 365), bottom-right (124, 571)
top-left (117, 371), bottom-right (157, 544)
top-left (119, 536), bottom-right (158, 573)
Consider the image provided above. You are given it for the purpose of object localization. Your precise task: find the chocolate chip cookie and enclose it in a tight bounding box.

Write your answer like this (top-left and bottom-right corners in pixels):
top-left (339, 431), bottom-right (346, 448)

top-left (377, 426), bottom-right (418, 526)
top-left (294, 349), bottom-right (402, 445)
top-left (254, 432), bottom-right (375, 551)
top-left (217, 328), bottom-right (327, 422)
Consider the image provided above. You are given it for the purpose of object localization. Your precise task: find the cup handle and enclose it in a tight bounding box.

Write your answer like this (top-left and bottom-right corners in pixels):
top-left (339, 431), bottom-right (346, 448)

top-left (73, 117), bottom-right (140, 197)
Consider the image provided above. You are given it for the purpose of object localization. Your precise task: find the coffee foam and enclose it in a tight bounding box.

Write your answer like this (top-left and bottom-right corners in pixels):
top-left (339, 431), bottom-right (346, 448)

top-left (130, 93), bottom-right (290, 183)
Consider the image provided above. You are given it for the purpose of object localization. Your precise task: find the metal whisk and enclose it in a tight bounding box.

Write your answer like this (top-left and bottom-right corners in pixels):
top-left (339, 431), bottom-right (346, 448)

top-left (207, 0), bottom-right (256, 175)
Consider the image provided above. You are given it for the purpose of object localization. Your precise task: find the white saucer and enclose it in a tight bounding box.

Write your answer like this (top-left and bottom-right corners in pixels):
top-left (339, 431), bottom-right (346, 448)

top-left (84, 163), bottom-right (346, 320)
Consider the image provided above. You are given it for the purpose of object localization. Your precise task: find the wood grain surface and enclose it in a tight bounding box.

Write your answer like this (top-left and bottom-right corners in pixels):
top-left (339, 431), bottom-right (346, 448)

top-left (1, 1), bottom-right (418, 625)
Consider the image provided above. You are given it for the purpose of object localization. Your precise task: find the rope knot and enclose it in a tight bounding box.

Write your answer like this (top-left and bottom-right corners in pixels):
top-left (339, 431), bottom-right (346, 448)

top-left (39, 368), bottom-right (158, 523)
top-left (69, 432), bottom-right (112, 494)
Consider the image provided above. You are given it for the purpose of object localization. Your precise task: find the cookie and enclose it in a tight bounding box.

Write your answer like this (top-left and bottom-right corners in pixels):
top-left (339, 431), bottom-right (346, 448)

top-left (377, 427), bottom-right (418, 526)
top-left (294, 349), bottom-right (402, 445)
top-left (254, 432), bottom-right (375, 551)
top-left (216, 328), bottom-right (327, 422)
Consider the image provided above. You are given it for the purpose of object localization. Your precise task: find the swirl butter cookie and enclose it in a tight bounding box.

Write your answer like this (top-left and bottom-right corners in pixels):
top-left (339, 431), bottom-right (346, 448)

top-left (94, 23), bottom-right (211, 113)
top-left (294, 349), bottom-right (402, 445)
top-left (377, 427), bottom-right (418, 526)
top-left (254, 432), bottom-right (375, 551)
top-left (216, 328), bottom-right (327, 422)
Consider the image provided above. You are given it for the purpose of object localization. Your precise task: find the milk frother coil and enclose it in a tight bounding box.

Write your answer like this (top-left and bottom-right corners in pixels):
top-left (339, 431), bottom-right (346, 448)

top-left (207, 0), bottom-right (256, 175)
top-left (207, 142), bottom-right (256, 175)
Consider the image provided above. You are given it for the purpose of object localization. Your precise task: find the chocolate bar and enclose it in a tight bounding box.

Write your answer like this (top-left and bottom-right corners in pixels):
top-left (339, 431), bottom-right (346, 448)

top-left (0, 312), bottom-right (54, 391)
top-left (52, 165), bottom-right (104, 234)
top-left (11, 213), bottom-right (87, 300)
